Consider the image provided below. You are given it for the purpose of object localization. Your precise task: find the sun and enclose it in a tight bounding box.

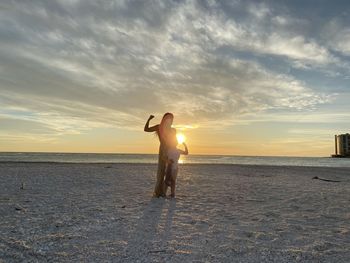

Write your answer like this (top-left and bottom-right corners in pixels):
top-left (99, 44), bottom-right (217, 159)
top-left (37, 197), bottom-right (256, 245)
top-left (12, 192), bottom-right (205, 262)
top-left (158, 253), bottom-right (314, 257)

top-left (176, 133), bottom-right (186, 144)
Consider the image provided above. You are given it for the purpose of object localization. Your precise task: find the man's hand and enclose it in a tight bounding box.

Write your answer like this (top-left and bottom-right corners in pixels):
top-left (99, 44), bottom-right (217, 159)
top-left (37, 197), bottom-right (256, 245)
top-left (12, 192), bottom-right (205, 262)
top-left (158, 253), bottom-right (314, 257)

top-left (148, 115), bottom-right (155, 120)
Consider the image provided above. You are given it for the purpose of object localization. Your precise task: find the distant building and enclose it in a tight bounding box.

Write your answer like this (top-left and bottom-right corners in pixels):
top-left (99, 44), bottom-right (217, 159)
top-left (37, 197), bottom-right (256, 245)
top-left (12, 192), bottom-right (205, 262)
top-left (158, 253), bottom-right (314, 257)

top-left (333, 133), bottom-right (350, 157)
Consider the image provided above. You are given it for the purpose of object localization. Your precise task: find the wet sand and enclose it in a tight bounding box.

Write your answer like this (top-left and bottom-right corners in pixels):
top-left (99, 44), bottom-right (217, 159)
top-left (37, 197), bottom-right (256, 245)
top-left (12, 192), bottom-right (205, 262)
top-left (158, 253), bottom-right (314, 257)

top-left (0, 162), bottom-right (350, 262)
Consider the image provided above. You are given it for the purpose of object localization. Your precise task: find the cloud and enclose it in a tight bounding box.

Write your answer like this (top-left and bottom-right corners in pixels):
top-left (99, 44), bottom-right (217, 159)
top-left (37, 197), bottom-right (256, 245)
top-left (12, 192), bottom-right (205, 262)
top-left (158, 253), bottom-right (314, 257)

top-left (0, 116), bottom-right (54, 134)
top-left (0, 0), bottom-right (344, 139)
top-left (322, 18), bottom-right (350, 56)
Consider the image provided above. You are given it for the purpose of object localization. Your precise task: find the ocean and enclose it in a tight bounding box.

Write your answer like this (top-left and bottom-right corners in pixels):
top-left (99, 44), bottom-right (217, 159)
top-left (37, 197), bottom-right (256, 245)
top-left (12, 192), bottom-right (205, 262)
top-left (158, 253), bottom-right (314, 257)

top-left (1, 152), bottom-right (350, 168)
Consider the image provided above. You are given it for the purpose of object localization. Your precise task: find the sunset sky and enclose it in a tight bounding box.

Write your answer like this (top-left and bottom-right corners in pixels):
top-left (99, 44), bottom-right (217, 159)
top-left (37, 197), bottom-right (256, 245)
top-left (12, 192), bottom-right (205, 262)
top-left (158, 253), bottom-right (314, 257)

top-left (1, 0), bottom-right (350, 156)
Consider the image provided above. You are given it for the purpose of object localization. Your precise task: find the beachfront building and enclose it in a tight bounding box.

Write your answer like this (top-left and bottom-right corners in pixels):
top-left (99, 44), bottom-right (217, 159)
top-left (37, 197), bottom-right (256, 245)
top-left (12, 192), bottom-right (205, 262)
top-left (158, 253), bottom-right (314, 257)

top-left (334, 133), bottom-right (350, 157)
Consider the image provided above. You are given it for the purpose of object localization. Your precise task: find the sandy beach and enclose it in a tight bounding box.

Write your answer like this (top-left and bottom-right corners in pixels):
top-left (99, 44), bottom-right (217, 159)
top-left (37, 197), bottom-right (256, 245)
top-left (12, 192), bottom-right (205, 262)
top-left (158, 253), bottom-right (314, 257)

top-left (1, 162), bottom-right (350, 262)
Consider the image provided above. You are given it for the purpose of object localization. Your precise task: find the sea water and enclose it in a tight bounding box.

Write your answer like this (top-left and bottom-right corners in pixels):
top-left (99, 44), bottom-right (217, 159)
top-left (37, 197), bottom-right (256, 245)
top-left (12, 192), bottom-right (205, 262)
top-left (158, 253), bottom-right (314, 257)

top-left (1, 152), bottom-right (350, 168)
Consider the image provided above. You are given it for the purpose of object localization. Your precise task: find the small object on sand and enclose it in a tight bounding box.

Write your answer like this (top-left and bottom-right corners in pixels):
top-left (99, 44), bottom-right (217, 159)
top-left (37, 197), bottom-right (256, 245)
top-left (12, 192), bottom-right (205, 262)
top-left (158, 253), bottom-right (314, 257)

top-left (15, 205), bottom-right (23, 211)
top-left (121, 205), bottom-right (126, 208)
top-left (148, 249), bottom-right (167, 254)
top-left (20, 182), bottom-right (25, 190)
top-left (312, 176), bottom-right (341, 182)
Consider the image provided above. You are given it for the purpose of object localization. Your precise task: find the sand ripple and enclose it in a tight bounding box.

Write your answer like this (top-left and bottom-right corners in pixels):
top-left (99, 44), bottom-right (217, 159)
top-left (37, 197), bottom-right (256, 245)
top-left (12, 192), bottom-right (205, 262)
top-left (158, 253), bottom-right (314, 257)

top-left (1, 163), bottom-right (350, 262)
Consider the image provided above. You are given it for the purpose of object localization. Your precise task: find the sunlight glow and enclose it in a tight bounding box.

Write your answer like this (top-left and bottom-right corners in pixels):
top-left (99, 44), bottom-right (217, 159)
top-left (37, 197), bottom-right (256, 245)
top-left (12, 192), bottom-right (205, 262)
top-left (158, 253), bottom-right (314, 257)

top-left (176, 133), bottom-right (186, 144)
top-left (173, 124), bottom-right (199, 130)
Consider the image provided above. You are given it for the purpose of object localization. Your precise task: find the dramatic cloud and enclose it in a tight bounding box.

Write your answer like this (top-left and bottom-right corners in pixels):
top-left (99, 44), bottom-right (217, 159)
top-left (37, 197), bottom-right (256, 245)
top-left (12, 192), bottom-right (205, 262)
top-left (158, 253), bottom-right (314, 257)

top-left (0, 0), bottom-right (349, 154)
top-left (322, 18), bottom-right (350, 56)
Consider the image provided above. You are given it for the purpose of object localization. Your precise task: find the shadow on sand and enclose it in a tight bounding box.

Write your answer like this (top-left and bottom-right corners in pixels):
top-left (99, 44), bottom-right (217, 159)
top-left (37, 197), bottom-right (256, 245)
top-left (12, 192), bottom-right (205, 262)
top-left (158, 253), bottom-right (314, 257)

top-left (123, 197), bottom-right (177, 259)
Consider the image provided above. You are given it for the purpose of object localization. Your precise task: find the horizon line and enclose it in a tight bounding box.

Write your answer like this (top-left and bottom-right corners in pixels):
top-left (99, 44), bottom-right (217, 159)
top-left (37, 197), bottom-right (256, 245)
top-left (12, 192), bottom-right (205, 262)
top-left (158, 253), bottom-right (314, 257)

top-left (0, 151), bottom-right (330, 158)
